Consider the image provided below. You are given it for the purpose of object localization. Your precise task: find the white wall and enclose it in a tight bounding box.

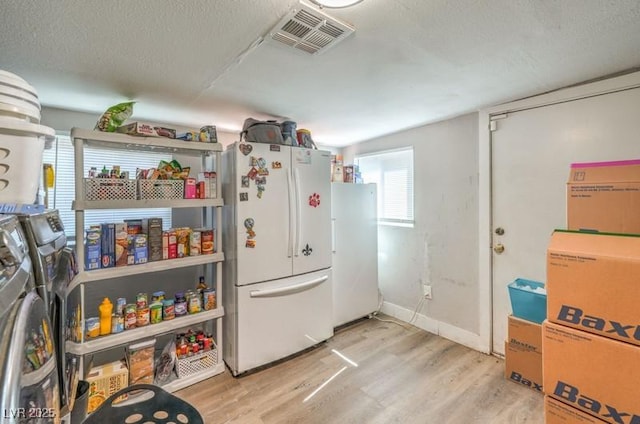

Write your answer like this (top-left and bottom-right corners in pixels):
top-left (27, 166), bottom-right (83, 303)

top-left (342, 113), bottom-right (481, 349)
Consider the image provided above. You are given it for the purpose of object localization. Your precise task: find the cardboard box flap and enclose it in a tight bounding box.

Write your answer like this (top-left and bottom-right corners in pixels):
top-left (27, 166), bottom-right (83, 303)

top-left (549, 230), bottom-right (640, 261)
top-left (569, 159), bottom-right (640, 183)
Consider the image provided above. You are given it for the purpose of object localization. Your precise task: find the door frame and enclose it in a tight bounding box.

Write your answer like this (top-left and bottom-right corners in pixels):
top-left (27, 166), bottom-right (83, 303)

top-left (477, 70), bottom-right (640, 355)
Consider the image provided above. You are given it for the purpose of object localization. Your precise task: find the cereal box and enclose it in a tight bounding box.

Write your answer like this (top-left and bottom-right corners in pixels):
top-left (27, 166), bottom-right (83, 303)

top-left (85, 227), bottom-right (101, 270)
top-left (86, 360), bottom-right (128, 413)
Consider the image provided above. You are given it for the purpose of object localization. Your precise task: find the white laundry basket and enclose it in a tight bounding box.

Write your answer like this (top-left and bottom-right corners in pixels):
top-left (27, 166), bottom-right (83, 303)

top-left (0, 117), bottom-right (55, 204)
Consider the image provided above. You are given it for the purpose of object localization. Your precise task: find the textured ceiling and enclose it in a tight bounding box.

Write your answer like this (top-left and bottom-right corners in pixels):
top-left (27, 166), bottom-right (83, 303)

top-left (1, 0), bottom-right (640, 146)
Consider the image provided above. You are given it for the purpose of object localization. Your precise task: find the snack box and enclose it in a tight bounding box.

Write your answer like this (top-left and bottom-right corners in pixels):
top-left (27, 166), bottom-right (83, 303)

top-left (85, 227), bottom-right (101, 270)
top-left (163, 230), bottom-right (177, 259)
top-left (142, 218), bottom-right (162, 262)
top-left (124, 219), bottom-right (143, 235)
top-left (100, 223), bottom-right (115, 268)
top-left (133, 234), bottom-right (148, 265)
top-left (117, 122), bottom-right (158, 137)
top-left (127, 234), bottom-right (148, 265)
top-left (115, 223), bottom-right (128, 267)
top-left (185, 178), bottom-right (197, 199)
top-left (86, 360), bottom-right (128, 414)
top-left (153, 126), bottom-right (176, 139)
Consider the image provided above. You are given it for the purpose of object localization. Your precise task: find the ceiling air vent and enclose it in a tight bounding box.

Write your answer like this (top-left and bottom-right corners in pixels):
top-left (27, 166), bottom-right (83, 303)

top-left (266, 0), bottom-right (355, 55)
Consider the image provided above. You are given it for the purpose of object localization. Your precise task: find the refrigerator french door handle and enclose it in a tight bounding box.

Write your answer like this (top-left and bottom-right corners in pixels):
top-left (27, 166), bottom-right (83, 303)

top-left (331, 218), bottom-right (336, 253)
top-left (249, 275), bottom-right (329, 298)
top-left (294, 168), bottom-right (302, 257)
top-left (286, 168), bottom-right (295, 258)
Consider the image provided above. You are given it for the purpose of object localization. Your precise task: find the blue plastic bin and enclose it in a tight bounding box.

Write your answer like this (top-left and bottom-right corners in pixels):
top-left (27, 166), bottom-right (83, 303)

top-left (508, 278), bottom-right (547, 324)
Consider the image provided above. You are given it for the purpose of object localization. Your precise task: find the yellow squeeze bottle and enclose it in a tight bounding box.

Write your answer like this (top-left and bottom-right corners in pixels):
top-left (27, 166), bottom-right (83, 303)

top-left (99, 297), bottom-right (113, 336)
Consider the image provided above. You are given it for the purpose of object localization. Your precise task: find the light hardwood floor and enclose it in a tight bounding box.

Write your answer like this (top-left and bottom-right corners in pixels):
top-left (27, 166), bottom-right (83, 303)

top-left (178, 316), bottom-right (543, 424)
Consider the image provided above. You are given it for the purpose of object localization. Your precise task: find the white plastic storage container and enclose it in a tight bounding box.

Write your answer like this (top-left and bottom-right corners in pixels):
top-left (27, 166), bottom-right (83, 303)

top-left (0, 117), bottom-right (55, 204)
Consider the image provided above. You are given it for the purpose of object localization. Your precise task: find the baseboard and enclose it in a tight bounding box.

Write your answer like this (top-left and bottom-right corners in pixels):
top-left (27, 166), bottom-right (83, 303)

top-left (380, 301), bottom-right (487, 353)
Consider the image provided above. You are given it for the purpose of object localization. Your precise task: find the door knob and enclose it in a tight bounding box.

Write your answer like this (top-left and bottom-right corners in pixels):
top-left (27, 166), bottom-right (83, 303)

top-left (493, 244), bottom-right (505, 254)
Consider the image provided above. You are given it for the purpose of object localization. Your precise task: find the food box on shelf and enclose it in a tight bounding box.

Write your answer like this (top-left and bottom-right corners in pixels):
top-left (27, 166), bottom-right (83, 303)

top-left (117, 122), bottom-right (158, 137)
top-left (100, 223), bottom-right (115, 268)
top-left (143, 218), bottom-right (163, 262)
top-left (86, 360), bottom-right (129, 414)
top-left (127, 234), bottom-right (148, 265)
top-left (85, 227), bottom-right (101, 270)
top-left (115, 223), bottom-right (128, 267)
top-left (154, 126), bottom-right (176, 139)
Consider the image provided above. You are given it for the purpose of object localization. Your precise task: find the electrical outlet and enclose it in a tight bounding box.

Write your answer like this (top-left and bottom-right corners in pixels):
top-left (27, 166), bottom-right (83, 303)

top-left (422, 284), bottom-right (432, 299)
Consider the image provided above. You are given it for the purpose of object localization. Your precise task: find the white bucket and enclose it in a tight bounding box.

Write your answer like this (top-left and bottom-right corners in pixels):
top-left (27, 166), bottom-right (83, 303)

top-left (0, 118), bottom-right (54, 204)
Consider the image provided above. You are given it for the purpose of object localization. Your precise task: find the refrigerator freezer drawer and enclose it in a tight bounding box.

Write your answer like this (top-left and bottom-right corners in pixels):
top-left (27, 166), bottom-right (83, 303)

top-left (234, 269), bottom-right (333, 375)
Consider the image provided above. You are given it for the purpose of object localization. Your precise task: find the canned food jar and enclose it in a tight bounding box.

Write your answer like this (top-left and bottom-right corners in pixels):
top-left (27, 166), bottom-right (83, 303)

top-left (136, 307), bottom-right (150, 327)
top-left (150, 302), bottom-right (163, 324)
top-left (152, 291), bottom-right (165, 303)
top-left (111, 314), bottom-right (124, 333)
top-left (190, 231), bottom-right (201, 256)
top-left (162, 299), bottom-right (175, 320)
top-left (200, 229), bottom-right (214, 254)
top-left (203, 289), bottom-right (216, 311)
top-left (85, 317), bottom-right (100, 338)
top-left (175, 292), bottom-right (187, 317)
top-left (136, 293), bottom-right (148, 309)
top-left (188, 292), bottom-right (201, 314)
top-left (116, 297), bottom-right (127, 316)
top-left (124, 304), bottom-right (137, 330)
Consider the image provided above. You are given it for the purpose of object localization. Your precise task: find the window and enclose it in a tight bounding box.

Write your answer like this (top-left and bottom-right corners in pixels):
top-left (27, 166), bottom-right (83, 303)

top-left (355, 147), bottom-right (414, 226)
top-left (43, 134), bottom-right (172, 239)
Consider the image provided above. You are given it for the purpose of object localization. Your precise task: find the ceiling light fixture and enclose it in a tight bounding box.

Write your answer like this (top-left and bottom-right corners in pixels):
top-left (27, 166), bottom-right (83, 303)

top-left (310, 0), bottom-right (364, 9)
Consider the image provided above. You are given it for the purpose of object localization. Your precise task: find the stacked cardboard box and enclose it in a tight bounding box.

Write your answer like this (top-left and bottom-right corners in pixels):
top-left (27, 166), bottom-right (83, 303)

top-left (543, 160), bottom-right (640, 423)
top-left (504, 316), bottom-right (543, 394)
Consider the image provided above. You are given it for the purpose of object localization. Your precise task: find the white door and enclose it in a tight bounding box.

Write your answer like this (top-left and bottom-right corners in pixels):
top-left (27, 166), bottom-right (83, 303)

top-left (491, 86), bottom-right (640, 354)
top-left (236, 143), bottom-right (293, 286)
top-left (292, 148), bottom-right (332, 275)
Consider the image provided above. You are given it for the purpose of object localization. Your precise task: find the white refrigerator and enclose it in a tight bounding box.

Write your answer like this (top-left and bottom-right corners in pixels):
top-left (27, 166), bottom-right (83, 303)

top-left (222, 142), bottom-right (333, 376)
top-left (331, 183), bottom-right (379, 327)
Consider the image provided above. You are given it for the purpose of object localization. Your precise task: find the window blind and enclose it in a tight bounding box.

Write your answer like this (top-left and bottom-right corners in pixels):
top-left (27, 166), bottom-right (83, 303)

top-left (356, 147), bottom-right (414, 224)
top-left (43, 135), bottom-right (172, 238)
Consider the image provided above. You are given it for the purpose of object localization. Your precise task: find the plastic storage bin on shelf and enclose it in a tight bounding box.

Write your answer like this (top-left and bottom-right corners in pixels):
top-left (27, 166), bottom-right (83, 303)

top-left (137, 179), bottom-right (184, 200)
top-left (84, 178), bottom-right (136, 201)
top-left (508, 278), bottom-right (547, 324)
top-left (176, 342), bottom-right (218, 378)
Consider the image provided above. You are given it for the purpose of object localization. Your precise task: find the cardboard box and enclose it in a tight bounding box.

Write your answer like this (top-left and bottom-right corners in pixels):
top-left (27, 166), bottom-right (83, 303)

top-left (344, 165), bottom-right (355, 183)
top-left (117, 122), bottom-right (158, 137)
top-left (100, 223), bottom-right (115, 268)
top-left (85, 227), bottom-right (101, 270)
top-left (543, 321), bottom-right (640, 424)
top-left (142, 218), bottom-right (162, 262)
top-left (115, 223), bottom-right (128, 267)
top-left (567, 160), bottom-right (640, 234)
top-left (85, 360), bottom-right (129, 414)
top-left (504, 341), bottom-right (543, 394)
top-left (124, 219), bottom-right (142, 234)
top-left (126, 234), bottom-right (148, 265)
top-left (547, 230), bottom-right (640, 345)
top-left (332, 165), bottom-right (344, 183)
top-left (508, 315), bottom-right (542, 354)
top-left (153, 126), bottom-right (176, 139)
top-left (545, 396), bottom-right (606, 424)
top-left (163, 230), bottom-right (177, 259)
top-left (184, 177), bottom-right (196, 199)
